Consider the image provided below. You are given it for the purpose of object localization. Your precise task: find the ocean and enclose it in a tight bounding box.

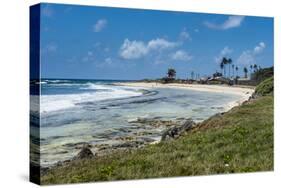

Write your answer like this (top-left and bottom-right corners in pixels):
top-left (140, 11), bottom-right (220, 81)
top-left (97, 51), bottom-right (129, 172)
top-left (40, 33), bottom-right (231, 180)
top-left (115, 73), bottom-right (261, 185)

top-left (31, 79), bottom-right (242, 167)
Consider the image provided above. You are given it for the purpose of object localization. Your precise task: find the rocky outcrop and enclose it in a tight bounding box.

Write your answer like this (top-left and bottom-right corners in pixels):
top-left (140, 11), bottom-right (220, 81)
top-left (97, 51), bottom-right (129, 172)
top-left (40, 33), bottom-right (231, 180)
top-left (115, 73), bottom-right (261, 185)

top-left (73, 145), bottom-right (95, 160)
top-left (128, 117), bottom-right (179, 128)
top-left (161, 119), bottom-right (195, 141)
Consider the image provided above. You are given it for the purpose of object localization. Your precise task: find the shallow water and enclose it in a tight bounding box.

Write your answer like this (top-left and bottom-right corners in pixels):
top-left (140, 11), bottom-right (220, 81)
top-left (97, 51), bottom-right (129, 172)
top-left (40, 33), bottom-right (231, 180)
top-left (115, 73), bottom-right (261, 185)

top-left (31, 79), bottom-right (242, 167)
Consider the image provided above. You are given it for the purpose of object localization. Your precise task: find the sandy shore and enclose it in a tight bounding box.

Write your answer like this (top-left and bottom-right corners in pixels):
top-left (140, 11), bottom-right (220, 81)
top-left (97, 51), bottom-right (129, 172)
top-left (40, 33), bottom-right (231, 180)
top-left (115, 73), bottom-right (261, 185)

top-left (115, 82), bottom-right (255, 112)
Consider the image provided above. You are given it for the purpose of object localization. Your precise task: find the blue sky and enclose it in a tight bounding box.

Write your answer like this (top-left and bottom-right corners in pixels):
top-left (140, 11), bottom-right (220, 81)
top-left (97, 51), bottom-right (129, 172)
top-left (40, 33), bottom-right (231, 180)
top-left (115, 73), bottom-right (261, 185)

top-left (40, 3), bottom-right (273, 80)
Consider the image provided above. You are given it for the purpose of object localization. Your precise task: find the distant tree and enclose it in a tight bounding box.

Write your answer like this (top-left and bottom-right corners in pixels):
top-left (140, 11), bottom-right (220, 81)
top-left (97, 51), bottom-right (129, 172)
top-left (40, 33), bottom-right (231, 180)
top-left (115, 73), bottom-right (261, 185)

top-left (251, 66), bottom-right (273, 84)
top-left (253, 64), bottom-right (258, 72)
top-left (167, 68), bottom-right (176, 79)
top-left (232, 64), bottom-right (235, 78)
top-left (221, 57), bottom-right (228, 77)
top-left (228, 58), bottom-right (232, 78)
top-left (213, 71), bottom-right (222, 77)
top-left (220, 61), bottom-right (224, 75)
top-left (235, 66), bottom-right (239, 77)
top-left (250, 65), bottom-right (253, 74)
top-left (244, 67), bottom-right (248, 78)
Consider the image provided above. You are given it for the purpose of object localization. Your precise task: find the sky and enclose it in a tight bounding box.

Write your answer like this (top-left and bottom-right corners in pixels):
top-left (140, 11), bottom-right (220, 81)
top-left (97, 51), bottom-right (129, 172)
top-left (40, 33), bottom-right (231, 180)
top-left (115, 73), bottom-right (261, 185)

top-left (39, 3), bottom-right (274, 80)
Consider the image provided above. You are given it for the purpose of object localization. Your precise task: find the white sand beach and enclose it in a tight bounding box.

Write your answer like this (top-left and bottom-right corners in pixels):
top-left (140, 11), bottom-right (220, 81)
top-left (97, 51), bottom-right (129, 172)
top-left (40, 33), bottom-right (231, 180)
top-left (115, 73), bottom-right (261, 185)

top-left (116, 82), bottom-right (255, 112)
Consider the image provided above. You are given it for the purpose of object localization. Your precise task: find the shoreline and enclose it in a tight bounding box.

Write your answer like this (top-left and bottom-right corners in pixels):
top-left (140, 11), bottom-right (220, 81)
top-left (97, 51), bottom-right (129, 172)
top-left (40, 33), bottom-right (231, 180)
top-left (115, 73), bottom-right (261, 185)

top-left (41, 82), bottom-right (255, 171)
top-left (115, 82), bottom-right (255, 112)
top-left (41, 93), bottom-right (274, 184)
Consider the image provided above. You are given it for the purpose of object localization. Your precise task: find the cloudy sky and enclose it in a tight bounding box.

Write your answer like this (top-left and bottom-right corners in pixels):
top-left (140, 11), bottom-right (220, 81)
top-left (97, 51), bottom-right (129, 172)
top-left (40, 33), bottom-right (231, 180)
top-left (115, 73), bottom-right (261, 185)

top-left (39, 3), bottom-right (273, 80)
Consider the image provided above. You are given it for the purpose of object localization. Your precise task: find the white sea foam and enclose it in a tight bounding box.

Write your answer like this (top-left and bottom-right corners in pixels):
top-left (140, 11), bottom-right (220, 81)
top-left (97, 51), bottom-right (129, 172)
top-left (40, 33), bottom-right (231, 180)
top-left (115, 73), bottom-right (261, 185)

top-left (82, 83), bottom-right (113, 90)
top-left (40, 84), bottom-right (142, 113)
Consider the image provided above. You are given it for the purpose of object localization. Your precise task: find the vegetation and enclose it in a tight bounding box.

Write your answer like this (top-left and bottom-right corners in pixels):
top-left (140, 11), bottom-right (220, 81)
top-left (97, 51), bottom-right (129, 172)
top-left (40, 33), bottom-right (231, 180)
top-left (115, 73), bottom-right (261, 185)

top-left (235, 66), bottom-right (239, 77)
top-left (42, 88), bottom-right (273, 184)
top-left (220, 57), bottom-right (233, 78)
top-left (217, 56), bottom-right (272, 82)
top-left (251, 66), bottom-right (273, 84)
top-left (213, 71), bottom-right (222, 78)
top-left (255, 76), bottom-right (274, 96)
top-left (167, 68), bottom-right (176, 79)
top-left (243, 67), bottom-right (248, 78)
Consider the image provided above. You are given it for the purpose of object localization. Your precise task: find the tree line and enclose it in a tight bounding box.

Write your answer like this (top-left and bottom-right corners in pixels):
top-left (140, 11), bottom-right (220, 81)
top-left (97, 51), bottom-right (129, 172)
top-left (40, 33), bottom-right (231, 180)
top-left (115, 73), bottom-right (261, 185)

top-left (165, 57), bottom-right (263, 81)
top-left (219, 57), bottom-right (261, 79)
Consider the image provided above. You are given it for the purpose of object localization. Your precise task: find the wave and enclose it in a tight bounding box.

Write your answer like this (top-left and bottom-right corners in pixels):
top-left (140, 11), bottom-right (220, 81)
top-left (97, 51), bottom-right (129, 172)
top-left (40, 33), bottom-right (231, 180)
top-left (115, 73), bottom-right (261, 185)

top-left (80, 83), bottom-right (113, 90)
top-left (40, 83), bottom-right (143, 113)
top-left (45, 79), bottom-right (71, 83)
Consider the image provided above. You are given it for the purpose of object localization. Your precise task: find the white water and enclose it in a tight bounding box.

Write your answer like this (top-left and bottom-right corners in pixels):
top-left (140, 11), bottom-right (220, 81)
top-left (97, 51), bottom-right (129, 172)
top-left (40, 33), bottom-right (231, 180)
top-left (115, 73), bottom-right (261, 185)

top-left (40, 83), bottom-right (143, 113)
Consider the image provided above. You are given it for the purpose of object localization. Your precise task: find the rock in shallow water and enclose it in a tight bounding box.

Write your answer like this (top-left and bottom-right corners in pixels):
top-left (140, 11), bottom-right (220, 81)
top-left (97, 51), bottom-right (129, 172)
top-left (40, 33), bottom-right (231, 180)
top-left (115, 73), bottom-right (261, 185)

top-left (161, 119), bottom-right (195, 141)
top-left (73, 145), bottom-right (95, 160)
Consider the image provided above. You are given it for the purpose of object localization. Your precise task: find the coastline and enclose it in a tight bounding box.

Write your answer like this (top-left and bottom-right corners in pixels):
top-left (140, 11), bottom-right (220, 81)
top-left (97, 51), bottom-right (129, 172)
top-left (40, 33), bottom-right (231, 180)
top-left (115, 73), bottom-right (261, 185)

top-left (40, 82), bottom-right (255, 171)
top-left (115, 82), bottom-right (255, 112)
top-left (41, 94), bottom-right (274, 184)
top-left (41, 76), bottom-right (274, 184)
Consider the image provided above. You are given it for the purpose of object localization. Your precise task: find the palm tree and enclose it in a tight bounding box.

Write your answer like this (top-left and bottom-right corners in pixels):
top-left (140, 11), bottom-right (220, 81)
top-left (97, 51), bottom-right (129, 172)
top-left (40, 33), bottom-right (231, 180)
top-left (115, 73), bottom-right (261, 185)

top-left (235, 66), bottom-right (239, 78)
top-left (250, 65), bottom-right (253, 74)
top-left (232, 64), bottom-right (235, 78)
top-left (220, 61), bottom-right (224, 76)
top-left (243, 67), bottom-right (248, 78)
top-left (228, 58), bottom-right (232, 78)
top-left (221, 57), bottom-right (228, 77)
top-left (253, 64), bottom-right (258, 72)
top-left (167, 68), bottom-right (176, 79)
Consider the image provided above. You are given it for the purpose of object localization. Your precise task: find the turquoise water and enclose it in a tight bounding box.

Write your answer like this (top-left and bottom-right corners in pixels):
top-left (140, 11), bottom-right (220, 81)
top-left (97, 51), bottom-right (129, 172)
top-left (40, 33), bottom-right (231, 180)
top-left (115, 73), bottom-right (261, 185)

top-left (33, 79), bottom-right (242, 167)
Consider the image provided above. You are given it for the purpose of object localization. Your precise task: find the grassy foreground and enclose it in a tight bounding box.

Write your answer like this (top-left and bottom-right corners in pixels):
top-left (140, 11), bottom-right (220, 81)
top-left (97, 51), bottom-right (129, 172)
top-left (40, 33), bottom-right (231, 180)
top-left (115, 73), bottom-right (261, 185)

top-left (41, 96), bottom-right (273, 184)
top-left (41, 77), bottom-right (274, 184)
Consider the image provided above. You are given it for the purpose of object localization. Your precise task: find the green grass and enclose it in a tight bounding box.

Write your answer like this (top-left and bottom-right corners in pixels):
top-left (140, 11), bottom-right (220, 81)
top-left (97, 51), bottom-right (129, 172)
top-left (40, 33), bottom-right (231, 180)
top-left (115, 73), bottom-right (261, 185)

top-left (255, 76), bottom-right (274, 96)
top-left (41, 95), bottom-right (273, 185)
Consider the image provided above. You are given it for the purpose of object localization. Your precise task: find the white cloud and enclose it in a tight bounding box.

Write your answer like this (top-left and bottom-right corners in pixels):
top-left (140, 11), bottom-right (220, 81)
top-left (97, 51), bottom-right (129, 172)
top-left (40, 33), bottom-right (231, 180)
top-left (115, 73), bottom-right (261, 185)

top-left (171, 50), bottom-right (192, 62)
top-left (204, 16), bottom-right (245, 30)
top-left (215, 46), bottom-right (233, 63)
top-left (254, 42), bottom-right (266, 54)
top-left (221, 46), bottom-right (233, 56)
top-left (179, 29), bottom-right (191, 41)
top-left (237, 42), bottom-right (266, 65)
top-left (147, 38), bottom-right (178, 50)
top-left (104, 57), bottom-right (112, 65)
top-left (237, 51), bottom-right (255, 65)
top-left (93, 19), bottom-right (107, 32)
top-left (119, 38), bottom-right (178, 59)
top-left (119, 39), bottom-right (148, 59)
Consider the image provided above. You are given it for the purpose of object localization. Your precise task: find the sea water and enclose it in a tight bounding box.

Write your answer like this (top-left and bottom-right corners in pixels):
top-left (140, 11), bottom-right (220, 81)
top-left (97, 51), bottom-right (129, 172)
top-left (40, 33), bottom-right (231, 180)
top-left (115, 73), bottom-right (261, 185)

top-left (31, 79), bottom-right (242, 167)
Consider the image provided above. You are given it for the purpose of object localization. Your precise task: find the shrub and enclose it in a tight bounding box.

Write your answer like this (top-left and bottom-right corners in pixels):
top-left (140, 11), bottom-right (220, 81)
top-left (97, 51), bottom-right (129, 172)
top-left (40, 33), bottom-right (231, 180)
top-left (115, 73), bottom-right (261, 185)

top-left (255, 76), bottom-right (274, 96)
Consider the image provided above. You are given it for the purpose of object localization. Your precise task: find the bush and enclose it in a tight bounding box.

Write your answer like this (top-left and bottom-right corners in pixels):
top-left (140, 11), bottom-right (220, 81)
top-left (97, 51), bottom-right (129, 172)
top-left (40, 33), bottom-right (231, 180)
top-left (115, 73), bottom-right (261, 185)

top-left (255, 76), bottom-right (274, 96)
top-left (251, 66), bottom-right (273, 84)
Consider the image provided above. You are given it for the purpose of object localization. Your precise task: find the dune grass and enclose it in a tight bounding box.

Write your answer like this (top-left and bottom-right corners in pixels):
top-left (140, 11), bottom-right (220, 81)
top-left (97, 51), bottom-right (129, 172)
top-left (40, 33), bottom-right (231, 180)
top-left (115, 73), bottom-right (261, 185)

top-left (41, 94), bottom-right (273, 185)
top-left (255, 76), bottom-right (274, 96)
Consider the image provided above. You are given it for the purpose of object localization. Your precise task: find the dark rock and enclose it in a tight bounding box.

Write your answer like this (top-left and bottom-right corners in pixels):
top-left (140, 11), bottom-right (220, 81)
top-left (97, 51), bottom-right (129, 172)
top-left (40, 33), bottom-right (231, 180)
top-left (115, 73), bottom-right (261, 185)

top-left (73, 145), bottom-right (94, 160)
top-left (112, 140), bottom-right (145, 149)
top-left (128, 117), bottom-right (178, 128)
top-left (161, 119), bottom-right (195, 141)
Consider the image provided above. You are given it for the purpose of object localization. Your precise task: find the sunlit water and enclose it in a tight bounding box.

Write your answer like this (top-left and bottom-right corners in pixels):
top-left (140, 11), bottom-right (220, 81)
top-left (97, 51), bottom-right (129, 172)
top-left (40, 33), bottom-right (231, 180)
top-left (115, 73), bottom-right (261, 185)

top-left (30, 79), bottom-right (242, 167)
